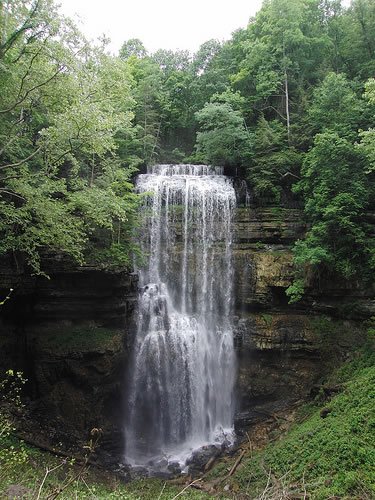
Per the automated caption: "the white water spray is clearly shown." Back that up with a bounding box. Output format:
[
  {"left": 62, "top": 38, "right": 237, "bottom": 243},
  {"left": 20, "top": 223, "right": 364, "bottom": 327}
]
[{"left": 125, "top": 164, "right": 236, "bottom": 468}]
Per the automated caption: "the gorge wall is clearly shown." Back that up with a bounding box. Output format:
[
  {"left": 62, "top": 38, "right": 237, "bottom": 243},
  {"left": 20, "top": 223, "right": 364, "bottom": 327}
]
[
  {"left": 231, "top": 208, "right": 372, "bottom": 430},
  {"left": 0, "top": 254, "right": 138, "bottom": 461},
  {"left": 0, "top": 206, "right": 373, "bottom": 462}
]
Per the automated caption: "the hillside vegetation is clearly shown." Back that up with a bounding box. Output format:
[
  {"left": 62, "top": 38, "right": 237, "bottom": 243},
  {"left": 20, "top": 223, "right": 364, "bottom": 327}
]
[
  {"left": 205, "top": 336, "right": 375, "bottom": 498},
  {"left": 0, "top": 0, "right": 374, "bottom": 294},
  {"left": 0, "top": 335, "right": 374, "bottom": 498}
]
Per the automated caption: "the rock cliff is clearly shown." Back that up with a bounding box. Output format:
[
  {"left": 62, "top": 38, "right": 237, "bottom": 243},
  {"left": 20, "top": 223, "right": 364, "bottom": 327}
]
[
  {"left": 232, "top": 207, "right": 371, "bottom": 430},
  {"left": 0, "top": 254, "right": 137, "bottom": 461},
  {"left": 0, "top": 207, "right": 372, "bottom": 463}
]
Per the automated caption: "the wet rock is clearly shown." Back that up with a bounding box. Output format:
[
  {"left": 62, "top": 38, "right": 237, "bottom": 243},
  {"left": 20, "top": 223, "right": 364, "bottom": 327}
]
[
  {"left": 167, "top": 461, "right": 182, "bottom": 475},
  {"left": 147, "top": 457, "right": 168, "bottom": 469},
  {"left": 129, "top": 466, "right": 149, "bottom": 479},
  {"left": 187, "top": 445, "right": 221, "bottom": 475}
]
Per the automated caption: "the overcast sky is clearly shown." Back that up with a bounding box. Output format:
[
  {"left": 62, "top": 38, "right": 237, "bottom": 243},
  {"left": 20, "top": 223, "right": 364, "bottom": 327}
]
[{"left": 58, "top": 0, "right": 264, "bottom": 55}]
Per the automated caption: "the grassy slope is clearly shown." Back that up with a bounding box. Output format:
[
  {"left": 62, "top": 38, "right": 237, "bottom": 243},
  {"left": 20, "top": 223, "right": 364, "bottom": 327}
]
[
  {"left": 208, "top": 337, "right": 375, "bottom": 499},
  {"left": 0, "top": 445, "right": 208, "bottom": 499},
  {"left": 1, "top": 336, "right": 374, "bottom": 499}
]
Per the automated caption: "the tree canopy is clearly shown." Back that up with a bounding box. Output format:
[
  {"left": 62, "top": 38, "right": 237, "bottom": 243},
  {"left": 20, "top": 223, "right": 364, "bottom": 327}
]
[{"left": 0, "top": 0, "right": 374, "bottom": 291}]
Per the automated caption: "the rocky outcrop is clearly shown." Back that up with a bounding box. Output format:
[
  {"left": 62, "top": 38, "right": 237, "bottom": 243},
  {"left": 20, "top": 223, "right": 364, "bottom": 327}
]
[
  {"left": 0, "top": 253, "right": 137, "bottom": 326},
  {"left": 233, "top": 311, "right": 367, "bottom": 427},
  {"left": 231, "top": 207, "right": 372, "bottom": 430},
  {"left": 0, "top": 205, "right": 373, "bottom": 466},
  {"left": 234, "top": 207, "right": 305, "bottom": 244},
  {"left": 232, "top": 207, "right": 375, "bottom": 317},
  {"left": 0, "top": 253, "right": 137, "bottom": 459}
]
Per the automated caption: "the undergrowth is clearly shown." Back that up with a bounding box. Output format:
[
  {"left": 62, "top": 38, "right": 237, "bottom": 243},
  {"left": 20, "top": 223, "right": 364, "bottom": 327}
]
[
  {"left": 0, "top": 445, "right": 207, "bottom": 499},
  {"left": 1, "top": 332, "right": 374, "bottom": 498},
  {"left": 209, "top": 337, "right": 375, "bottom": 499}
]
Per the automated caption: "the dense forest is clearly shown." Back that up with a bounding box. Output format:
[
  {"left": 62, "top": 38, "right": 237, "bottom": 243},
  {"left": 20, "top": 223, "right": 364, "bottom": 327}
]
[{"left": 0, "top": 0, "right": 374, "bottom": 298}]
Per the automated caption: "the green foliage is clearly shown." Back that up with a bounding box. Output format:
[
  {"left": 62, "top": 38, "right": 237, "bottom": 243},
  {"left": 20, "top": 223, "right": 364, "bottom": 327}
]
[
  {"left": 119, "top": 38, "right": 147, "bottom": 60},
  {"left": 260, "top": 313, "right": 273, "bottom": 326},
  {"left": 209, "top": 344, "right": 375, "bottom": 499},
  {"left": 1, "top": 0, "right": 374, "bottom": 290},
  {"left": 264, "top": 370, "right": 375, "bottom": 497},
  {"left": 195, "top": 99, "right": 249, "bottom": 166},
  {"left": 292, "top": 131, "right": 374, "bottom": 287},
  {"left": 285, "top": 277, "right": 304, "bottom": 303},
  {"left": 0, "top": 0, "right": 140, "bottom": 273},
  {"left": 0, "top": 371, "right": 28, "bottom": 471},
  {"left": 308, "top": 72, "right": 364, "bottom": 139},
  {"left": 246, "top": 116, "right": 302, "bottom": 203},
  {"left": 357, "top": 78, "right": 375, "bottom": 175}
]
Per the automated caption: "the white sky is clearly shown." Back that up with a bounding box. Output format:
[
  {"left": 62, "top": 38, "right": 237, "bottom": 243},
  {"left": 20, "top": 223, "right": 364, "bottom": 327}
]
[{"left": 58, "top": 0, "right": 264, "bottom": 55}]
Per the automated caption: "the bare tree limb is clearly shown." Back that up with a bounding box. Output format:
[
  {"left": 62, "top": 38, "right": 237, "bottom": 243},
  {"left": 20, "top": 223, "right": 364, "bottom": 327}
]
[
  {"left": 0, "top": 146, "right": 41, "bottom": 170},
  {"left": 276, "top": 169, "right": 301, "bottom": 180},
  {"left": 171, "top": 479, "right": 202, "bottom": 500},
  {"left": 228, "top": 448, "right": 246, "bottom": 477},
  {"left": 0, "top": 0, "right": 41, "bottom": 59},
  {"left": 0, "top": 65, "right": 65, "bottom": 115},
  {"left": 36, "top": 462, "right": 65, "bottom": 500},
  {"left": 0, "top": 173, "right": 22, "bottom": 183},
  {"left": 0, "top": 189, "right": 25, "bottom": 201}
]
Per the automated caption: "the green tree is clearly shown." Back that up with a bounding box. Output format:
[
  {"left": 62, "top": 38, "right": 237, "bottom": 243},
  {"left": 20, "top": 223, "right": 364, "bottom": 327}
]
[
  {"left": 194, "top": 95, "right": 249, "bottom": 166},
  {"left": 236, "top": 0, "right": 330, "bottom": 143},
  {"left": 0, "top": 0, "right": 140, "bottom": 273},
  {"left": 247, "top": 116, "right": 302, "bottom": 204},
  {"left": 119, "top": 38, "right": 147, "bottom": 60},
  {"left": 308, "top": 72, "right": 364, "bottom": 139},
  {"left": 339, "top": 0, "right": 375, "bottom": 79},
  {"left": 357, "top": 78, "right": 375, "bottom": 177},
  {"left": 287, "top": 132, "right": 374, "bottom": 301}
]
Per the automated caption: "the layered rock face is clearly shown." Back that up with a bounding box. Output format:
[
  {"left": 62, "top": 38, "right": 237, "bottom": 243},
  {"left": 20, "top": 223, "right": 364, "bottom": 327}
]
[
  {"left": 231, "top": 207, "right": 371, "bottom": 428},
  {"left": 233, "top": 208, "right": 375, "bottom": 317},
  {"left": 0, "top": 254, "right": 137, "bottom": 458},
  {"left": 0, "top": 205, "right": 372, "bottom": 461}
]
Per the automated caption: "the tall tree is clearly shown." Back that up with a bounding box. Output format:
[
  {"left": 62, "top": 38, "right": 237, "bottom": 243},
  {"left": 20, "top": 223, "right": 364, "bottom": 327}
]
[
  {"left": 119, "top": 38, "right": 147, "bottom": 60},
  {"left": 0, "top": 0, "right": 139, "bottom": 272}
]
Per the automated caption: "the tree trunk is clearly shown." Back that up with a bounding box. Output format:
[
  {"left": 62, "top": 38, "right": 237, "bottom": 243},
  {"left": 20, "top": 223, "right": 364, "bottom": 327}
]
[{"left": 283, "top": 41, "right": 291, "bottom": 145}]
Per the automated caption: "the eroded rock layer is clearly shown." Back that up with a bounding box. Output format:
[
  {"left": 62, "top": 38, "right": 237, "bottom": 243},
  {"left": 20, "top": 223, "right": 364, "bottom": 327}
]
[{"left": 0, "top": 205, "right": 372, "bottom": 464}]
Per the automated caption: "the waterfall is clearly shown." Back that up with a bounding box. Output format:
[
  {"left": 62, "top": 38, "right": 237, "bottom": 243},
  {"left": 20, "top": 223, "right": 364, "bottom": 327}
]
[{"left": 125, "top": 164, "right": 237, "bottom": 468}]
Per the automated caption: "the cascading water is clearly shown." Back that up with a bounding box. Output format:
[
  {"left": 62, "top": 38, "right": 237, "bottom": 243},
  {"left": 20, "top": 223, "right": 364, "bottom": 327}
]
[{"left": 125, "top": 164, "right": 237, "bottom": 469}]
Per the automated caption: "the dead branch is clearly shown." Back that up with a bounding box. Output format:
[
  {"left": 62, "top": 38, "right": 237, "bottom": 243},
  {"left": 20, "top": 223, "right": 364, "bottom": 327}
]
[
  {"left": 228, "top": 448, "right": 246, "bottom": 477},
  {"left": 44, "top": 428, "right": 102, "bottom": 500},
  {"left": 0, "top": 146, "right": 41, "bottom": 170},
  {"left": 36, "top": 461, "right": 65, "bottom": 500},
  {"left": 0, "top": 189, "right": 25, "bottom": 201},
  {"left": 157, "top": 481, "right": 167, "bottom": 500},
  {"left": 171, "top": 478, "right": 202, "bottom": 500},
  {"left": 276, "top": 169, "right": 301, "bottom": 180},
  {"left": 204, "top": 454, "right": 219, "bottom": 472},
  {"left": 15, "top": 432, "right": 100, "bottom": 467}
]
